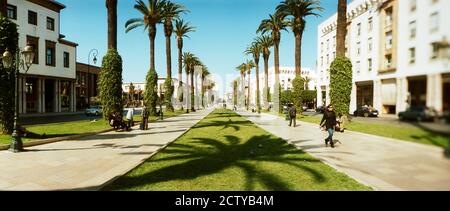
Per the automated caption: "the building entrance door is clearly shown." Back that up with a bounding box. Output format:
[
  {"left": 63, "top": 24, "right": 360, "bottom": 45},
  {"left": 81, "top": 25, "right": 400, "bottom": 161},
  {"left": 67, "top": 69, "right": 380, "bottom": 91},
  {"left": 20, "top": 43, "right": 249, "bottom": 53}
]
[
  {"left": 408, "top": 77, "right": 427, "bottom": 107},
  {"left": 45, "top": 79, "right": 55, "bottom": 112},
  {"left": 356, "top": 82, "right": 374, "bottom": 108}
]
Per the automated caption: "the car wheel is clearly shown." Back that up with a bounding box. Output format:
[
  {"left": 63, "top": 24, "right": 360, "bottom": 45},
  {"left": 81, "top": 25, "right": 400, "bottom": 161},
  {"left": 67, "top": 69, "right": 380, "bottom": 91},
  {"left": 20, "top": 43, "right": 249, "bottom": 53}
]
[
  {"left": 353, "top": 111, "right": 358, "bottom": 117},
  {"left": 364, "top": 113, "right": 369, "bottom": 118}
]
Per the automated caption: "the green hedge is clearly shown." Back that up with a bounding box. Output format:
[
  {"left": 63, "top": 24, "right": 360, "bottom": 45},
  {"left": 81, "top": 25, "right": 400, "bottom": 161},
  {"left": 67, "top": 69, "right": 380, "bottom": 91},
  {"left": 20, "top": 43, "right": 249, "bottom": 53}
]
[
  {"left": 99, "top": 49, "right": 123, "bottom": 120},
  {"left": 292, "top": 77, "right": 305, "bottom": 113},
  {"left": 0, "top": 16, "right": 18, "bottom": 134},
  {"left": 164, "top": 78, "right": 174, "bottom": 112},
  {"left": 144, "top": 68, "right": 158, "bottom": 116},
  {"left": 330, "top": 57, "right": 353, "bottom": 116}
]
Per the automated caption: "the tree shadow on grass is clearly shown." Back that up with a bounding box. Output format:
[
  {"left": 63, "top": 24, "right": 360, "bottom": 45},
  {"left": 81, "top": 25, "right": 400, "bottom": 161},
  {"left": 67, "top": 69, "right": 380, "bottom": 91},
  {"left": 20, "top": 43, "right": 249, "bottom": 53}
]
[{"left": 104, "top": 134, "right": 326, "bottom": 191}]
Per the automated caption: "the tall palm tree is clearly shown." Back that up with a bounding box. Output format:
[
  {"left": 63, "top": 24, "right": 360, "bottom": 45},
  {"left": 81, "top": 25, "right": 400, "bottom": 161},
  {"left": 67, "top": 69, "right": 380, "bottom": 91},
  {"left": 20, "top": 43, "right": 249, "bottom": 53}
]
[
  {"left": 336, "top": 0, "right": 347, "bottom": 57},
  {"left": 106, "top": 0, "right": 118, "bottom": 49},
  {"left": 244, "top": 60, "right": 255, "bottom": 111},
  {"left": 125, "top": 0, "right": 166, "bottom": 70},
  {"left": 183, "top": 52, "right": 200, "bottom": 112},
  {"left": 162, "top": 1, "right": 187, "bottom": 112},
  {"left": 236, "top": 63, "right": 247, "bottom": 108},
  {"left": 256, "top": 35, "right": 274, "bottom": 109},
  {"left": 276, "top": 0, "right": 322, "bottom": 77},
  {"left": 183, "top": 52, "right": 195, "bottom": 112},
  {"left": 190, "top": 57, "right": 201, "bottom": 112},
  {"left": 257, "top": 13, "right": 288, "bottom": 113},
  {"left": 245, "top": 41, "right": 263, "bottom": 113},
  {"left": 200, "top": 66, "right": 210, "bottom": 108},
  {"left": 174, "top": 19, "right": 196, "bottom": 107}
]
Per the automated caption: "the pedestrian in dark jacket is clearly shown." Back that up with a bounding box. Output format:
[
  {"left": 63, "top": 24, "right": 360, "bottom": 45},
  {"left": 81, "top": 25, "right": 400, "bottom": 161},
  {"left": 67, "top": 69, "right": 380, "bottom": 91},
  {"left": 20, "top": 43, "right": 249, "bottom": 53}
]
[
  {"left": 141, "top": 105, "right": 149, "bottom": 130},
  {"left": 288, "top": 104, "right": 297, "bottom": 127},
  {"left": 320, "top": 105, "right": 337, "bottom": 148}
]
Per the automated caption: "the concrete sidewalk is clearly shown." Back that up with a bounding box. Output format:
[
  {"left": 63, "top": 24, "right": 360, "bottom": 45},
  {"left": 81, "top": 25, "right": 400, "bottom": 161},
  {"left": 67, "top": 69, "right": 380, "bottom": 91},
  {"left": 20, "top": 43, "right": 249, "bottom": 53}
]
[
  {"left": 0, "top": 109, "right": 213, "bottom": 191},
  {"left": 237, "top": 110, "right": 450, "bottom": 191}
]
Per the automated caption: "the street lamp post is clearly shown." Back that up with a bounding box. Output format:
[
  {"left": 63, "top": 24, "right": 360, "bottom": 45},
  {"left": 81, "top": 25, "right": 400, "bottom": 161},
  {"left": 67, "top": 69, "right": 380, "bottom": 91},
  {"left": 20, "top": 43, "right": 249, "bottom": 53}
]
[
  {"left": 87, "top": 49, "right": 98, "bottom": 107},
  {"left": 0, "top": 44, "right": 36, "bottom": 153}
]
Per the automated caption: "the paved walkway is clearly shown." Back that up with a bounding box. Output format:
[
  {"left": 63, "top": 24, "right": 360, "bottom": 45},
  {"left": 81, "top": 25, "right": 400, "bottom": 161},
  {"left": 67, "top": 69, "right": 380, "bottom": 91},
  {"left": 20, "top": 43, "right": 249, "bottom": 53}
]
[
  {"left": 0, "top": 109, "right": 213, "bottom": 191},
  {"left": 237, "top": 110, "right": 450, "bottom": 191}
]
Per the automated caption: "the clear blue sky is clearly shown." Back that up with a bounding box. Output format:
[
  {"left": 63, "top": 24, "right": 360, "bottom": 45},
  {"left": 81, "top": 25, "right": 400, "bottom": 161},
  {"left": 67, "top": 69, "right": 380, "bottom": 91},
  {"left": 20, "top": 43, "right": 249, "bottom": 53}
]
[{"left": 58, "top": 0, "right": 337, "bottom": 84}]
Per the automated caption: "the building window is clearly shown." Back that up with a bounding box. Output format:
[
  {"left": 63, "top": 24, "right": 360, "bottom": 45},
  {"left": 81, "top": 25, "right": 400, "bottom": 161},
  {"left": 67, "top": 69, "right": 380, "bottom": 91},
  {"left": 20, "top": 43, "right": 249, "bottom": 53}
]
[
  {"left": 368, "top": 58, "right": 373, "bottom": 71},
  {"left": 409, "top": 48, "right": 416, "bottom": 64},
  {"left": 333, "top": 52, "right": 336, "bottom": 59},
  {"left": 357, "top": 23, "right": 361, "bottom": 36},
  {"left": 26, "top": 36, "right": 39, "bottom": 64},
  {"left": 320, "top": 56, "right": 323, "bottom": 67},
  {"left": 7, "top": 5, "right": 17, "bottom": 20},
  {"left": 368, "top": 17, "right": 373, "bottom": 32},
  {"left": 64, "top": 52, "right": 70, "bottom": 68},
  {"left": 386, "top": 32, "right": 393, "bottom": 50},
  {"left": 385, "top": 54, "right": 392, "bottom": 69},
  {"left": 409, "top": 21, "right": 416, "bottom": 39},
  {"left": 321, "top": 42, "right": 323, "bottom": 53},
  {"left": 356, "top": 61, "right": 361, "bottom": 73},
  {"left": 28, "top": 10, "right": 37, "bottom": 25},
  {"left": 326, "top": 54, "right": 329, "bottom": 64},
  {"left": 431, "top": 43, "right": 439, "bottom": 59},
  {"left": 430, "top": 12, "right": 439, "bottom": 33},
  {"left": 45, "top": 41, "right": 56, "bottom": 66},
  {"left": 368, "top": 38, "right": 373, "bottom": 52},
  {"left": 47, "top": 17, "right": 55, "bottom": 31},
  {"left": 385, "top": 7, "right": 393, "bottom": 28},
  {"left": 333, "top": 36, "right": 336, "bottom": 47},
  {"left": 357, "top": 42, "right": 361, "bottom": 56},
  {"left": 327, "top": 39, "right": 330, "bottom": 50},
  {"left": 410, "top": 0, "right": 417, "bottom": 12}
]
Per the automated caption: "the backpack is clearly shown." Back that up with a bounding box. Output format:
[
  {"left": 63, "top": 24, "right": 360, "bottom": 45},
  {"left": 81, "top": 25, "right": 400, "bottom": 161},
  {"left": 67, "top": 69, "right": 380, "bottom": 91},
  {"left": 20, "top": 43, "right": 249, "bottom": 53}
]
[{"left": 289, "top": 107, "right": 296, "bottom": 117}]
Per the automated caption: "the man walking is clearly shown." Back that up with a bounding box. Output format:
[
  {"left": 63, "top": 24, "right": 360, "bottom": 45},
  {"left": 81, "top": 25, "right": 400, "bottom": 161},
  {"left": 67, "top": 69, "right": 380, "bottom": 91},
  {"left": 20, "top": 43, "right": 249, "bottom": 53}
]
[
  {"left": 288, "top": 103, "right": 297, "bottom": 127},
  {"left": 320, "top": 105, "right": 337, "bottom": 148},
  {"left": 126, "top": 108, "right": 134, "bottom": 130},
  {"left": 141, "top": 105, "right": 149, "bottom": 130}
]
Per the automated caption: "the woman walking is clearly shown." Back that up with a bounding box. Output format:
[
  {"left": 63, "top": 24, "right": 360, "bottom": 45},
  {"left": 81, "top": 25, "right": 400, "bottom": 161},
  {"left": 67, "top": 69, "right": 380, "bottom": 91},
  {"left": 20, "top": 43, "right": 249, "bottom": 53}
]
[{"left": 320, "top": 105, "right": 337, "bottom": 148}]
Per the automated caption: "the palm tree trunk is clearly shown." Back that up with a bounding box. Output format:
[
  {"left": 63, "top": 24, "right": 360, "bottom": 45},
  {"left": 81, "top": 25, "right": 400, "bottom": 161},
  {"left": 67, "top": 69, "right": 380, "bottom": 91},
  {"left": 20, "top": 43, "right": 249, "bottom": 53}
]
[
  {"left": 274, "top": 39, "right": 281, "bottom": 113},
  {"left": 185, "top": 70, "right": 189, "bottom": 112},
  {"left": 201, "top": 77, "right": 204, "bottom": 108},
  {"left": 336, "top": 0, "right": 347, "bottom": 57},
  {"left": 149, "top": 25, "right": 157, "bottom": 70},
  {"left": 177, "top": 39, "right": 183, "bottom": 88},
  {"left": 106, "top": 0, "right": 117, "bottom": 50},
  {"left": 164, "top": 34, "right": 174, "bottom": 112},
  {"left": 264, "top": 54, "right": 269, "bottom": 109},
  {"left": 247, "top": 70, "right": 251, "bottom": 111},
  {"left": 295, "top": 31, "right": 303, "bottom": 77},
  {"left": 255, "top": 58, "right": 261, "bottom": 113},
  {"left": 190, "top": 70, "right": 195, "bottom": 112}
]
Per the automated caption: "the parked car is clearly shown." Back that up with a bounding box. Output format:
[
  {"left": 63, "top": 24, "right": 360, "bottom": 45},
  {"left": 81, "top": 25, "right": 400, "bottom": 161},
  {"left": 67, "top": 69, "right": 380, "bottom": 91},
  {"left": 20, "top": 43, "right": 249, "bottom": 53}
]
[
  {"left": 353, "top": 106, "right": 379, "bottom": 118},
  {"left": 316, "top": 106, "right": 325, "bottom": 113},
  {"left": 85, "top": 106, "right": 102, "bottom": 116},
  {"left": 398, "top": 106, "right": 437, "bottom": 122}
]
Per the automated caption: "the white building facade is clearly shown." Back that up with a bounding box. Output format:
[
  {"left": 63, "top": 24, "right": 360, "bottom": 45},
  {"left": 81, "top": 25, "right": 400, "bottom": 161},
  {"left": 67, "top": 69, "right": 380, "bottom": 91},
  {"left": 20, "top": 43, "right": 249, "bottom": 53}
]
[
  {"left": 6, "top": 0, "right": 78, "bottom": 114},
  {"left": 247, "top": 66, "right": 317, "bottom": 107},
  {"left": 317, "top": 0, "right": 450, "bottom": 116}
]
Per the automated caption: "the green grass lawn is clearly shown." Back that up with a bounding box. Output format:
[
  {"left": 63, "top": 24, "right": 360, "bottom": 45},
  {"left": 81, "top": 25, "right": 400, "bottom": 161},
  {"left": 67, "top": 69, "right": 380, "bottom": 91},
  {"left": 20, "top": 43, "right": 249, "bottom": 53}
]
[
  {"left": 297, "top": 115, "right": 449, "bottom": 149},
  {"left": 0, "top": 109, "right": 187, "bottom": 146},
  {"left": 105, "top": 109, "right": 371, "bottom": 191}
]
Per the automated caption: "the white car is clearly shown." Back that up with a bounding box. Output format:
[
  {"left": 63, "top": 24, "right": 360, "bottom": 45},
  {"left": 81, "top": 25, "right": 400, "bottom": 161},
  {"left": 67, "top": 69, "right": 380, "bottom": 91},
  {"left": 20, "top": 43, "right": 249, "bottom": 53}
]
[{"left": 85, "top": 106, "right": 102, "bottom": 116}]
